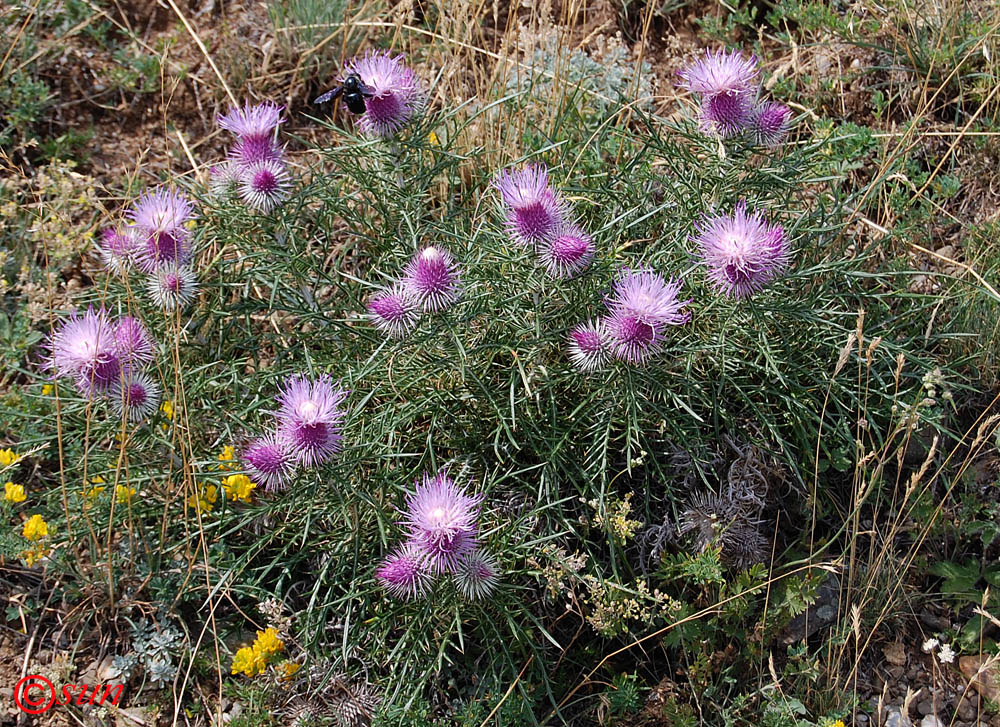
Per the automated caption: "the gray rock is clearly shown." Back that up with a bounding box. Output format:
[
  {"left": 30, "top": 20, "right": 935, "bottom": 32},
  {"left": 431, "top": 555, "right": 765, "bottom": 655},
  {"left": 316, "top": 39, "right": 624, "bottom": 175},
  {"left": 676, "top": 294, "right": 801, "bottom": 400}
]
[
  {"left": 885, "top": 706, "right": 913, "bottom": 727},
  {"left": 919, "top": 717, "right": 943, "bottom": 727},
  {"left": 916, "top": 701, "right": 934, "bottom": 716}
]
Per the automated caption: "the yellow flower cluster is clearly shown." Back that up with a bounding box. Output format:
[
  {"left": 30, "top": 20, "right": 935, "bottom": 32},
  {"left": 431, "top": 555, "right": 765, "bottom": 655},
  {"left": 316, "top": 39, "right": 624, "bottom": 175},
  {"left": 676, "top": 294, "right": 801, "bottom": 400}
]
[
  {"left": 5, "top": 482, "right": 26, "bottom": 503},
  {"left": 21, "top": 514, "right": 52, "bottom": 566},
  {"left": 116, "top": 485, "right": 136, "bottom": 504},
  {"left": 22, "top": 514, "right": 48, "bottom": 540},
  {"left": 188, "top": 484, "right": 219, "bottom": 514},
  {"left": 86, "top": 475, "right": 107, "bottom": 499},
  {"left": 231, "top": 628, "right": 285, "bottom": 677},
  {"left": 217, "top": 445, "right": 238, "bottom": 471},
  {"left": 0, "top": 448, "right": 23, "bottom": 467},
  {"left": 222, "top": 474, "right": 256, "bottom": 503}
]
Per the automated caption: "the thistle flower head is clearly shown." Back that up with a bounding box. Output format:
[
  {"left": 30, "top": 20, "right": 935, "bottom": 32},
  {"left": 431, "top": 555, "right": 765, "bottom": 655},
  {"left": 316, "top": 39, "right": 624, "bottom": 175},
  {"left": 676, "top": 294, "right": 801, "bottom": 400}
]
[
  {"left": 239, "top": 160, "right": 291, "bottom": 213},
  {"left": 113, "top": 316, "right": 155, "bottom": 366},
  {"left": 679, "top": 49, "right": 759, "bottom": 137},
  {"left": 605, "top": 311, "right": 664, "bottom": 364},
  {"left": 749, "top": 102, "right": 792, "bottom": 148},
  {"left": 493, "top": 164, "right": 567, "bottom": 248},
  {"left": 344, "top": 51, "right": 426, "bottom": 138},
  {"left": 111, "top": 371, "right": 161, "bottom": 422},
  {"left": 147, "top": 262, "right": 198, "bottom": 310},
  {"left": 129, "top": 187, "right": 194, "bottom": 272},
  {"left": 209, "top": 162, "right": 244, "bottom": 199},
  {"left": 542, "top": 225, "right": 595, "bottom": 278},
  {"left": 368, "top": 285, "right": 419, "bottom": 339},
  {"left": 694, "top": 202, "right": 789, "bottom": 298},
  {"left": 376, "top": 543, "right": 433, "bottom": 599},
  {"left": 48, "top": 307, "right": 121, "bottom": 395},
  {"left": 402, "top": 246, "right": 461, "bottom": 313},
  {"left": 607, "top": 269, "right": 691, "bottom": 327},
  {"left": 243, "top": 433, "right": 296, "bottom": 492},
  {"left": 230, "top": 137, "right": 285, "bottom": 166},
  {"left": 401, "top": 471, "right": 482, "bottom": 574},
  {"left": 568, "top": 319, "right": 611, "bottom": 372},
  {"left": 99, "top": 227, "right": 134, "bottom": 273},
  {"left": 455, "top": 549, "right": 499, "bottom": 599},
  {"left": 130, "top": 187, "right": 195, "bottom": 234},
  {"left": 218, "top": 101, "right": 284, "bottom": 141},
  {"left": 275, "top": 374, "right": 348, "bottom": 467}
]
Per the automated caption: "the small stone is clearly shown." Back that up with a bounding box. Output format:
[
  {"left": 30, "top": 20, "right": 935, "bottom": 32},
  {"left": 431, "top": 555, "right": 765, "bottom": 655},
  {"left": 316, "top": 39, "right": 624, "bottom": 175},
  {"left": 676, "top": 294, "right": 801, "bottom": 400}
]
[
  {"left": 919, "top": 610, "right": 950, "bottom": 631},
  {"left": 959, "top": 656, "right": 999, "bottom": 702},
  {"left": 884, "top": 642, "right": 908, "bottom": 666},
  {"left": 955, "top": 694, "right": 980, "bottom": 721},
  {"left": 919, "top": 717, "right": 943, "bottom": 727},
  {"left": 885, "top": 706, "right": 913, "bottom": 727},
  {"left": 888, "top": 665, "right": 906, "bottom": 681},
  {"left": 916, "top": 700, "right": 934, "bottom": 716}
]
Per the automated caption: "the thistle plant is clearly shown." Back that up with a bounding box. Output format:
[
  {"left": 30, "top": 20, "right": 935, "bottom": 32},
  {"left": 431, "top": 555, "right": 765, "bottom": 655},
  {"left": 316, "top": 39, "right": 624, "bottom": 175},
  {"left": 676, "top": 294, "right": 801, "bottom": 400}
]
[{"left": 14, "top": 35, "right": 973, "bottom": 723}]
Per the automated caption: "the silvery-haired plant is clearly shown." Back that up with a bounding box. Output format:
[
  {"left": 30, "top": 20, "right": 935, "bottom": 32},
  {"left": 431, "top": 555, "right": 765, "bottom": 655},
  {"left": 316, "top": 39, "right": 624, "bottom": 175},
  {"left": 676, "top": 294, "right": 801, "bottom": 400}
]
[{"left": 30, "top": 46, "right": 965, "bottom": 721}]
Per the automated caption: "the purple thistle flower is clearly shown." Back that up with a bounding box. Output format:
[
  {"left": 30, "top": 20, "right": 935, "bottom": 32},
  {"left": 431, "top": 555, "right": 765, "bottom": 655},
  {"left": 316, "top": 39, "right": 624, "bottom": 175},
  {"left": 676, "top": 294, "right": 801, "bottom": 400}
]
[
  {"left": 368, "top": 285, "right": 419, "bottom": 339},
  {"left": 377, "top": 543, "right": 433, "bottom": 600},
  {"left": 238, "top": 160, "right": 291, "bottom": 213},
  {"left": 401, "top": 471, "right": 482, "bottom": 575},
  {"left": 218, "top": 101, "right": 284, "bottom": 141},
  {"left": 111, "top": 371, "right": 161, "bottom": 422},
  {"left": 678, "top": 49, "right": 759, "bottom": 138},
  {"left": 607, "top": 269, "right": 691, "bottom": 328},
  {"left": 113, "top": 316, "right": 155, "bottom": 367},
  {"left": 605, "top": 311, "right": 664, "bottom": 364},
  {"left": 48, "top": 307, "right": 121, "bottom": 395},
  {"left": 749, "top": 101, "right": 792, "bottom": 148},
  {"left": 541, "top": 225, "right": 595, "bottom": 278},
  {"left": 230, "top": 136, "right": 285, "bottom": 166},
  {"left": 344, "top": 51, "right": 426, "bottom": 138},
  {"left": 694, "top": 202, "right": 790, "bottom": 298},
  {"left": 99, "top": 227, "right": 134, "bottom": 273},
  {"left": 129, "top": 188, "right": 194, "bottom": 272},
  {"left": 493, "top": 164, "right": 568, "bottom": 249},
  {"left": 147, "top": 262, "right": 198, "bottom": 310},
  {"left": 455, "top": 549, "right": 499, "bottom": 600},
  {"left": 603, "top": 270, "right": 690, "bottom": 365},
  {"left": 402, "top": 246, "right": 461, "bottom": 312},
  {"left": 243, "top": 433, "right": 296, "bottom": 492},
  {"left": 568, "top": 319, "right": 611, "bottom": 372},
  {"left": 275, "top": 374, "right": 348, "bottom": 467}
]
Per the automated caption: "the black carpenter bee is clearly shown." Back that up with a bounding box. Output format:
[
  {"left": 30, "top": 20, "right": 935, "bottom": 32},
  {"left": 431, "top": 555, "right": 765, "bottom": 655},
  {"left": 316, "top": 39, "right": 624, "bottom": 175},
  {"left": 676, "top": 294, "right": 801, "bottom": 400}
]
[{"left": 314, "top": 74, "right": 375, "bottom": 114}]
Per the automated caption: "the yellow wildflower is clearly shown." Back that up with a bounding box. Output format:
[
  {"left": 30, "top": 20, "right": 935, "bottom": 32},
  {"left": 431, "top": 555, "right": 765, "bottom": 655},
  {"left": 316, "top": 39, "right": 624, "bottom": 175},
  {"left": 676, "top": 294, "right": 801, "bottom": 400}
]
[
  {"left": 428, "top": 131, "right": 441, "bottom": 146},
  {"left": 22, "top": 514, "right": 49, "bottom": 541},
  {"left": 279, "top": 661, "right": 301, "bottom": 681},
  {"left": 41, "top": 384, "right": 53, "bottom": 395},
  {"left": 115, "top": 485, "right": 136, "bottom": 504},
  {"left": 0, "top": 448, "right": 22, "bottom": 467},
  {"left": 231, "top": 646, "right": 263, "bottom": 677},
  {"left": 222, "top": 474, "right": 256, "bottom": 503},
  {"left": 254, "top": 627, "right": 284, "bottom": 656},
  {"left": 22, "top": 546, "right": 50, "bottom": 566},
  {"left": 5, "top": 482, "right": 26, "bottom": 503},
  {"left": 217, "top": 445, "right": 237, "bottom": 471},
  {"left": 160, "top": 400, "right": 174, "bottom": 431},
  {"left": 188, "top": 484, "right": 218, "bottom": 513}
]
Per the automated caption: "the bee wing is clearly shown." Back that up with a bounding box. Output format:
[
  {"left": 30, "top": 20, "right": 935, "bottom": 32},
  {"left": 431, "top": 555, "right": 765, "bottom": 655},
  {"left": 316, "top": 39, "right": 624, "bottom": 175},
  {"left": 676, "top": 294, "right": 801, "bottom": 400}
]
[
  {"left": 314, "top": 86, "right": 344, "bottom": 104},
  {"left": 359, "top": 83, "right": 376, "bottom": 98}
]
